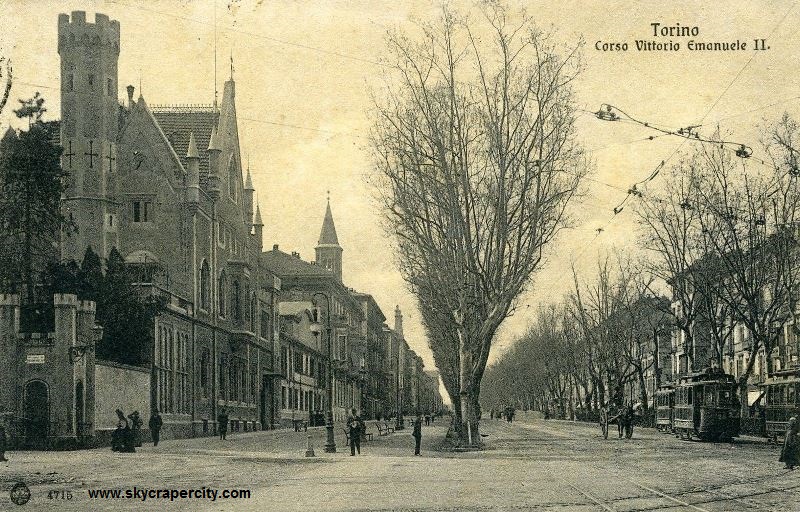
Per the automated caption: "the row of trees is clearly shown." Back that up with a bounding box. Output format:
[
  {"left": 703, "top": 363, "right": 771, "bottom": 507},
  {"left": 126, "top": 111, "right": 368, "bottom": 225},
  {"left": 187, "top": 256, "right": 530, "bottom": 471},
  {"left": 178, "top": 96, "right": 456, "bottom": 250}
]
[
  {"left": 483, "top": 114, "right": 800, "bottom": 415},
  {"left": 482, "top": 258, "right": 667, "bottom": 418}
]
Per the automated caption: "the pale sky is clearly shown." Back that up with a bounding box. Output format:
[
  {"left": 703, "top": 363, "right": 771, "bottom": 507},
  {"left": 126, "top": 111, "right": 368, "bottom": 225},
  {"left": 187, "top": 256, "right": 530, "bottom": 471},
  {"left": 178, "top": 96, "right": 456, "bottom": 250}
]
[{"left": 1, "top": 0, "right": 798, "bottom": 372}]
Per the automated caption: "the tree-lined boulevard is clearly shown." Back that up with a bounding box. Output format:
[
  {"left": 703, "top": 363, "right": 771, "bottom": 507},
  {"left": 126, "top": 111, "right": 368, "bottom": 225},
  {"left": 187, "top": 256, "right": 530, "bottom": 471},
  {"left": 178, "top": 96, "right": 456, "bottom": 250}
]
[{"left": 1, "top": 415, "right": 798, "bottom": 511}]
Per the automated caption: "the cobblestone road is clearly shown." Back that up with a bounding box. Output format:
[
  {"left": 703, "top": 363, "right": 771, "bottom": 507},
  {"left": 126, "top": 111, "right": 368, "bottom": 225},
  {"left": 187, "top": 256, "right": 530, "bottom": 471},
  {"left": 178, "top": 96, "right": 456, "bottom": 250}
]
[{"left": 0, "top": 414, "right": 798, "bottom": 511}]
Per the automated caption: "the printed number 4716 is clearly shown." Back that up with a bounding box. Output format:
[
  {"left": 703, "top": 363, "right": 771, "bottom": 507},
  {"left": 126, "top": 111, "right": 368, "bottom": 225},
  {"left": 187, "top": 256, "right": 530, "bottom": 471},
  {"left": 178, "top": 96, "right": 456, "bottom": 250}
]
[{"left": 48, "top": 490, "right": 73, "bottom": 500}]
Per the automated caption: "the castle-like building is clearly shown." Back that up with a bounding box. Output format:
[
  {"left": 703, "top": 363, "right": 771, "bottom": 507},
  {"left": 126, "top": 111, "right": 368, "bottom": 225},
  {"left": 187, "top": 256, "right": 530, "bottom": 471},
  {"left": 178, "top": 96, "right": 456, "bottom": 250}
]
[{"left": 0, "top": 11, "right": 440, "bottom": 447}]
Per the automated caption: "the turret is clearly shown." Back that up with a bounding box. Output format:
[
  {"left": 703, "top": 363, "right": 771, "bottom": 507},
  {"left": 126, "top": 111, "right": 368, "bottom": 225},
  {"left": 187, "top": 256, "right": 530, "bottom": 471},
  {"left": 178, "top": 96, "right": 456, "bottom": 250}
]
[
  {"left": 207, "top": 125, "right": 221, "bottom": 199},
  {"left": 186, "top": 132, "right": 200, "bottom": 212},
  {"left": 244, "top": 165, "right": 254, "bottom": 231},
  {"left": 253, "top": 201, "right": 264, "bottom": 252}
]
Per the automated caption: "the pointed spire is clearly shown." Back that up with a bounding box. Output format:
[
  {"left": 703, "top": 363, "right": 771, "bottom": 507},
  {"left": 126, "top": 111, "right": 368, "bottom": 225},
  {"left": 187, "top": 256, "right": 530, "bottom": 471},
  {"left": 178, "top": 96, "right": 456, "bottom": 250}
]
[
  {"left": 254, "top": 201, "right": 264, "bottom": 227},
  {"left": 245, "top": 165, "right": 254, "bottom": 190},
  {"left": 207, "top": 124, "right": 221, "bottom": 152},
  {"left": 186, "top": 132, "right": 199, "bottom": 159},
  {"left": 317, "top": 197, "right": 340, "bottom": 246}
]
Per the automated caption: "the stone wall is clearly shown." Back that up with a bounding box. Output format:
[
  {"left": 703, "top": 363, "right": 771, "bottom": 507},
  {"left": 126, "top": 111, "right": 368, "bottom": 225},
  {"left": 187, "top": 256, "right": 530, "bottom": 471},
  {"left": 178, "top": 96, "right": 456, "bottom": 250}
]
[{"left": 94, "top": 360, "right": 149, "bottom": 431}]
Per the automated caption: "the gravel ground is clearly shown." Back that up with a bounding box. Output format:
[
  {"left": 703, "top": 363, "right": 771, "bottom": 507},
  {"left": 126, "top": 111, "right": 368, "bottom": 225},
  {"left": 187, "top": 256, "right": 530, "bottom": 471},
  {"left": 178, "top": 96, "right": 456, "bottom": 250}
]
[{"left": 0, "top": 414, "right": 797, "bottom": 511}]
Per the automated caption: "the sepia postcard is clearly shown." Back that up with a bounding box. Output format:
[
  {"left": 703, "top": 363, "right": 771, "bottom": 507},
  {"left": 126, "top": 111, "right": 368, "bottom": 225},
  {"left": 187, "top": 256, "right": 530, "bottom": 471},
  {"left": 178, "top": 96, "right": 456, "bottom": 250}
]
[{"left": 0, "top": 1, "right": 799, "bottom": 510}]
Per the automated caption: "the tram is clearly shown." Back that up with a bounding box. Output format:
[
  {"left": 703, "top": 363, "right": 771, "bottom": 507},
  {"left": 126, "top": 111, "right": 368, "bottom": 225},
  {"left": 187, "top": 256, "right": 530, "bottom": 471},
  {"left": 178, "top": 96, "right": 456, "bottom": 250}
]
[
  {"left": 759, "top": 367, "right": 800, "bottom": 442},
  {"left": 655, "top": 384, "right": 675, "bottom": 432},
  {"left": 673, "top": 367, "right": 740, "bottom": 441}
]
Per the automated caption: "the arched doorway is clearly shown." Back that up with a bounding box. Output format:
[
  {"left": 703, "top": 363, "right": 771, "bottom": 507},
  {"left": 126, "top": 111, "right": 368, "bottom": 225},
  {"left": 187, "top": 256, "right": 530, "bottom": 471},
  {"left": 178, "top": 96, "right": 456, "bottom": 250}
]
[
  {"left": 24, "top": 381, "right": 49, "bottom": 447},
  {"left": 75, "top": 381, "right": 84, "bottom": 439}
]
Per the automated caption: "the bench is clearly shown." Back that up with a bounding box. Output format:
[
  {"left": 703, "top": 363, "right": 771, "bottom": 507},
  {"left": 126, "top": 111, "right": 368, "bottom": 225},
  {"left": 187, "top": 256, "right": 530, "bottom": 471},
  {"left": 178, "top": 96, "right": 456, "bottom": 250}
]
[{"left": 376, "top": 422, "right": 395, "bottom": 436}]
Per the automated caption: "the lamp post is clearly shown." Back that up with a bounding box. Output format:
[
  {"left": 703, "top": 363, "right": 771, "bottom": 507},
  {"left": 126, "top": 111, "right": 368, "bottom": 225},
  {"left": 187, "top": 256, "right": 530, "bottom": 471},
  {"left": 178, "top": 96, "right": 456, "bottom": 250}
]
[
  {"left": 358, "top": 357, "right": 366, "bottom": 418},
  {"left": 310, "top": 293, "right": 336, "bottom": 453}
]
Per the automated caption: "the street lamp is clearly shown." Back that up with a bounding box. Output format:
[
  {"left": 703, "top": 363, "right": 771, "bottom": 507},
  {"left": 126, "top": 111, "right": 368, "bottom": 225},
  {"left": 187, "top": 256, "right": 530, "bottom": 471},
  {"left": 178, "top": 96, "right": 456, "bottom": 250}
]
[
  {"left": 358, "top": 357, "right": 366, "bottom": 418},
  {"left": 310, "top": 293, "right": 336, "bottom": 453}
]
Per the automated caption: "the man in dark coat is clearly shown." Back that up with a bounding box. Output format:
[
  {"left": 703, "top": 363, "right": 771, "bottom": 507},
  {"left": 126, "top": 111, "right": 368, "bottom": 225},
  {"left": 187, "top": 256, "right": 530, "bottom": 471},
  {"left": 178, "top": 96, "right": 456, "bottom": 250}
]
[
  {"left": 780, "top": 414, "right": 800, "bottom": 470},
  {"left": 217, "top": 409, "right": 229, "bottom": 440},
  {"left": 128, "top": 411, "right": 143, "bottom": 447},
  {"left": 347, "top": 409, "right": 362, "bottom": 456},
  {"left": 148, "top": 410, "right": 163, "bottom": 447},
  {"left": 412, "top": 415, "right": 422, "bottom": 455}
]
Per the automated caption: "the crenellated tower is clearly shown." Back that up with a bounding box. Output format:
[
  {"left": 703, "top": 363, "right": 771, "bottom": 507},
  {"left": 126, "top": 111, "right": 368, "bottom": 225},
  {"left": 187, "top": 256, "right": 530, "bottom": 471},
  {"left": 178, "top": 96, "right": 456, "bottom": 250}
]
[{"left": 58, "top": 11, "right": 120, "bottom": 261}]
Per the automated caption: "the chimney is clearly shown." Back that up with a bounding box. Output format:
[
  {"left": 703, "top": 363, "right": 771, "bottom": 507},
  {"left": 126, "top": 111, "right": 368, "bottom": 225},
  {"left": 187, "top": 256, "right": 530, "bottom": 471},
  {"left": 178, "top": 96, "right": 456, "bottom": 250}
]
[
  {"left": 126, "top": 85, "right": 135, "bottom": 107},
  {"left": 272, "top": 244, "right": 279, "bottom": 251}
]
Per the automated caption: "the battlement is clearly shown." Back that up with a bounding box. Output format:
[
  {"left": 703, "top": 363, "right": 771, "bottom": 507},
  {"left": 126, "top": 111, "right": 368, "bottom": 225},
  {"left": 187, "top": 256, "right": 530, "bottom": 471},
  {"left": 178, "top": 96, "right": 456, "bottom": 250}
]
[{"left": 58, "top": 11, "right": 120, "bottom": 54}]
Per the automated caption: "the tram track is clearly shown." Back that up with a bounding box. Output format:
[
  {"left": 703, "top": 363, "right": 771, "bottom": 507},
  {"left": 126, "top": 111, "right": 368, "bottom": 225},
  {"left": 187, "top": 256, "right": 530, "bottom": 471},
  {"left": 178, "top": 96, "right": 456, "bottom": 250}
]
[{"left": 565, "top": 461, "right": 797, "bottom": 511}]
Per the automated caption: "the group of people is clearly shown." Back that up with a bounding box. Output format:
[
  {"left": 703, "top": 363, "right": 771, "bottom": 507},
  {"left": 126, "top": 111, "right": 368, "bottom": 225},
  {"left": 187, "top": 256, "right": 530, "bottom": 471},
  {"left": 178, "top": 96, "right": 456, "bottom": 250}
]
[
  {"left": 489, "top": 407, "right": 515, "bottom": 422},
  {"left": 111, "top": 409, "right": 163, "bottom": 453},
  {"left": 616, "top": 403, "right": 635, "bottom": 439},
  {"left": 346, "top": 409, "right": 425, "bottom": 456}
]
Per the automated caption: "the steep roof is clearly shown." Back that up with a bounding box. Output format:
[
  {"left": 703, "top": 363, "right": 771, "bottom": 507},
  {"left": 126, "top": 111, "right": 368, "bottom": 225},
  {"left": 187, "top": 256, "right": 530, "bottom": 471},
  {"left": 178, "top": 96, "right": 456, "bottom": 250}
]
[
  {"left": 318, "top": 200, "right": 340, "bottom": 246},
  {"left": 261, "top": 248, "right": 333, "bottom": 278},
  {"left": 150, "top": 106, "right": 218, "bottom": 183}
]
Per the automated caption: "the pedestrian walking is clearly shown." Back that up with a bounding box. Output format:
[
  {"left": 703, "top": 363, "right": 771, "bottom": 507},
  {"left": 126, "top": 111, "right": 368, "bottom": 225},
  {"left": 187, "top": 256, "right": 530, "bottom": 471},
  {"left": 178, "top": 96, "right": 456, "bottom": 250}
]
[
  {"left": 217, "top": 408, "right": 229, "bottom": 440},
  {"left": 780, "top": 413, "right": 800, "bottom": 470},
  {"left": 424, "top": 414, "right": 431, "bottom": 426},
  {"left": 128, "top": 411, "right": 143, "bottom": 448},
  {"left": 148, "top": 409, "right": 163, "bottom": 447},
  {"left": 347, "top": 409, "right": 362, "bottom": 456},
  {"left": 412, "top": 415, "right": 422, "bottom": 455},
  {"left": 112, "top": 409, "right": 135, "bottom": 453}
]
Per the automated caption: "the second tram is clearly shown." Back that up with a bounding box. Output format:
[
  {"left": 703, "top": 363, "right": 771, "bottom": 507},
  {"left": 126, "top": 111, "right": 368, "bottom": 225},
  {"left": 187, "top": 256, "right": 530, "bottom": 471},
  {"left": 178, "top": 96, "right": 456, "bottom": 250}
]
[{"left": 673, "top": 367, "right": 740, "bottom": 441}]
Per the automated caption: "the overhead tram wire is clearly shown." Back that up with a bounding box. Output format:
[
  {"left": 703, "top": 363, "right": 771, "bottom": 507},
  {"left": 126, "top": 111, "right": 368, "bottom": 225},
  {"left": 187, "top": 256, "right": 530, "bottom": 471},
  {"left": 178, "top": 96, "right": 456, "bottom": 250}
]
[{"left": 568, "top": 4, "right": 797, "bottom": 265}]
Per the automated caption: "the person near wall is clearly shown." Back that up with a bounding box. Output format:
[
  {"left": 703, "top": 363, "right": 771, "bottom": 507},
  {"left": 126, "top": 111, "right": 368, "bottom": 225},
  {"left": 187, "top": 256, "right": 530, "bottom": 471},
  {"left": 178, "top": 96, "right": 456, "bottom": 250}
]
[
  {"left": 149, "top": 409, "right": 163, "bottom": 447},
  {"left": 128, "top": 411, "right": 143, "bottom": 448}
]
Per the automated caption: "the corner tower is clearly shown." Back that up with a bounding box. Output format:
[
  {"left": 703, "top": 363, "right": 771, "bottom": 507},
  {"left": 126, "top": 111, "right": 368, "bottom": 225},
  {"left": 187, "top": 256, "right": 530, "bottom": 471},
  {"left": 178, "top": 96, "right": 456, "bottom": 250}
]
[
  {"left": 315, "top": 198, "right": 343, "bottom": 282},
  {"left": 58, "top": 11, "right": 120, "bottom": 261}
]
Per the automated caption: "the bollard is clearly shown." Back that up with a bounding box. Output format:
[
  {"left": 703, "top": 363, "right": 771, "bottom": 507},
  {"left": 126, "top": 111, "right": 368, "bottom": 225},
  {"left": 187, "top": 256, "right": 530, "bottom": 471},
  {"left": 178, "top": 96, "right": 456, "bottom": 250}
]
[{"left": 305, "top": 434, "right": 315, "bottom": 457}]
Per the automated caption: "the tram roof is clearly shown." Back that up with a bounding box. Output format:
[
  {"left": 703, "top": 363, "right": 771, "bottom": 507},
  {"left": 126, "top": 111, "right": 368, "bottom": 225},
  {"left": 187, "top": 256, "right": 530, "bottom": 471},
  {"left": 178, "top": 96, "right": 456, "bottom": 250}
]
[{"left": 677, "top": 367, "right": 736, "bottom": 386}]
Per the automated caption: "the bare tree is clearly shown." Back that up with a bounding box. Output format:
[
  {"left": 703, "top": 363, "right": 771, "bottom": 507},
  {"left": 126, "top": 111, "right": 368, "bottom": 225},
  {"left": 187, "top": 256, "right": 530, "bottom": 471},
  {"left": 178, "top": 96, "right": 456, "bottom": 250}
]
[
  {"left": 693, "top": 118, "right": 800, "bottom": 406},
  {"left": 370, "top": 3, "right": 587, "bottom": 444}
]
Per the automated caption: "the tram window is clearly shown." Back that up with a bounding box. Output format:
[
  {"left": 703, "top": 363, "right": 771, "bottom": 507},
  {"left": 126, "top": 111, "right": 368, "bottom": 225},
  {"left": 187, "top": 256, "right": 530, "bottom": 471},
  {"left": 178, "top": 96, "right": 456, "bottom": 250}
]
[
  {"left": 706, "top": 388, "right": 714, "bottom": 405},
  {"left": 687, "top": 388, "right": 693, "bottom": 405},
  {"left": 789, "top": 385, "right": 796, "bottom": 405}
]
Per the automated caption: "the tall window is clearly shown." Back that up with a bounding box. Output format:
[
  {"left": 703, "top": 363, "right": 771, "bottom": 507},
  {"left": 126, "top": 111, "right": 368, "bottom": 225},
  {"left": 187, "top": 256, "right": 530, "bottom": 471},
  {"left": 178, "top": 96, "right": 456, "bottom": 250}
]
[
  {"left": 199, "top": 260, "right": 210, "bottom": 310},
  {"left": 218, "top": 271, "right": 227, "bottom": 317},
  {"left": 199, "top": 348, "right": 210, "bottom": 398},
  {"left": 177, "top": 332, "right": 189, "bottom": 413},
  {"left": 220, "top": 353, "right": 229, "bottom": 399},
  {"left": 251, "top": 363, "right": 258, "bottom": 404},
  {"left": 232, "top": 280, "right": 241, "bottom": 320}
]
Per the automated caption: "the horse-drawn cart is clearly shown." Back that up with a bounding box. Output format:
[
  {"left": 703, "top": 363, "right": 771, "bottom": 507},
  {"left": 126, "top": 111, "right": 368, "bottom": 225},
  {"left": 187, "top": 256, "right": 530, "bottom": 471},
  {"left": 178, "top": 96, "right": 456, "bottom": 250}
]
[{"left": 599, "top": 404, "right": 633, "bottom": 439}]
